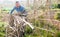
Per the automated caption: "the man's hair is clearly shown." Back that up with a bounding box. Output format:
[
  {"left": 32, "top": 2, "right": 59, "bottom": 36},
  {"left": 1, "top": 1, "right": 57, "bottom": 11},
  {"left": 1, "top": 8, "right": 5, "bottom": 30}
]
[{"left": 16, "top": 1, "right": 19, "bottom": 3}]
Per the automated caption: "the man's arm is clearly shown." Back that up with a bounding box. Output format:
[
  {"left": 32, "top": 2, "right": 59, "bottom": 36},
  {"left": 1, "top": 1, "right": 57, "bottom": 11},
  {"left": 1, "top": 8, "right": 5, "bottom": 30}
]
[
  {"left": 10, "top": 7, "right": 15, "bottom": 14},
  {"left": 20, "top": 6, "right": 25, "bottom": 13}
]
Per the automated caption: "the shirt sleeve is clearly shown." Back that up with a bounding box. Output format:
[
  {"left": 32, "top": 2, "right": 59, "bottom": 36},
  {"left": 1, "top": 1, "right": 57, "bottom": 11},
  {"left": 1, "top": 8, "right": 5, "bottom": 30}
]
[
  {"left": 10, "top": 7, "right": 15, "bottom": 14},
  {"left": 21, "top": 6, "right": 25, "bottom": 13}
]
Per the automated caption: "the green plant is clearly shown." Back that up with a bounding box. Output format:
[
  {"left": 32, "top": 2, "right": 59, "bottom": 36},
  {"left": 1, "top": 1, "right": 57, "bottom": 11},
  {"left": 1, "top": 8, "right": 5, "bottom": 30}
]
[
  {"left": 0, "top": 16, "right": 3, "bottom": 19},
  {"left": 52, "top": 4, "right": 58, "bottom": 9},
  {"left": 25, "top": 25, "right": 33, "bottom": 34},
  {"left": 0, "top": 25, "right": 5, "bottom": 37},
  {"left": 57, "top": 4, "right": 60, "bottom": 8},
  {"left": 55, "top": 13, "right": 60, "bottom": 21},
  {"left": 0, "top": 22, "right": 6, "bottom": 37},
  {"left": 56, "top": 31, "right": 60, "bottom": 37}
]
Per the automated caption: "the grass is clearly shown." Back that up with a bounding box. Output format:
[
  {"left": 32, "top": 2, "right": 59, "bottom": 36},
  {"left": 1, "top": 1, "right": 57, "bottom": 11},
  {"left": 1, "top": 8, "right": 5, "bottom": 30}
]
[
  {"left": 0, "top": 22, "right": 7, "bottom": 27},
  {"left": 0, "top": 9, "right": 60, "bottom": 37},
  {"left": 0, "top": 22, "right": 6, "bottom": 37}
]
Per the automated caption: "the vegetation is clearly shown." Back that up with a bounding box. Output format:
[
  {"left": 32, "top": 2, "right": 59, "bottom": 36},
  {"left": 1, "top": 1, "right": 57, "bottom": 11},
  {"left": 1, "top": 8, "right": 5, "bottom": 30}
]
[
  {"left": 0, "top": 22, "right": 6, "bottom": 37},
  {"left": 24, "top": 18, "right": 59, "bottom": 37},
  {"left": 0, "top": 0, "right": 60, "bottom": 37},
  {"left": 52, "top": 4, "right": 60, "bottom": 9},
  {"left": 54, "top": 13, "right": 60, "bottom": 21},
  {"left": 56, "top": 31, "right": 60, "bottom": 37},
  {"left": 0, "top": 18, "right": 60, "bottom": 37}
]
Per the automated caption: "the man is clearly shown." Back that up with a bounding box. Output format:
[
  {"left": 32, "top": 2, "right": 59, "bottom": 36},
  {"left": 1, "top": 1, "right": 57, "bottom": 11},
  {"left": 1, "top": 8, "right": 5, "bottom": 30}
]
[
  {"left": 10, "top": 1, "right": 27, "bottom": 16},
  {"left": 9, "top": 1, "right": 27, "bottom": 37}
]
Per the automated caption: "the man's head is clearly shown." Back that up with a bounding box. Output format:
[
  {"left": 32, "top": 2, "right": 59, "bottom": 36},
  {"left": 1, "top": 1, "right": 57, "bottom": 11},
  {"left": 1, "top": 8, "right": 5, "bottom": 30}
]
[{"left": 15, "top": 1, "right": 20, "bottom": 7}]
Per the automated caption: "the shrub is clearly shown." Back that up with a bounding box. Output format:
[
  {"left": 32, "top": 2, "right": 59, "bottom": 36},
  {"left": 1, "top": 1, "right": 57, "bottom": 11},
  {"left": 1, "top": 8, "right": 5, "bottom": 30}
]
[
  {"left": 52, "top": 4, "right": 58, "bottom": 9},
  {"left": 54, "top": 13, "right": 60, "bottom": 21},
  {"left": 57, "top": 4, "right": 60, "bottom": 8},
  {"left": 56, "top": 31, "right": 60, "bottom": 37},
  {"left": 0, "top": 24, "right": 5, "bottom": 37}
]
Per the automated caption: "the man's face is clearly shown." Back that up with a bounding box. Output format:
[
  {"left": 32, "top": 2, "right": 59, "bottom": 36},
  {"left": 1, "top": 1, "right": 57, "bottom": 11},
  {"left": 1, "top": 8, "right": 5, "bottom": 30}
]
[{"left": 15, "top": 2, "right": 20, "bottom": 7}]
